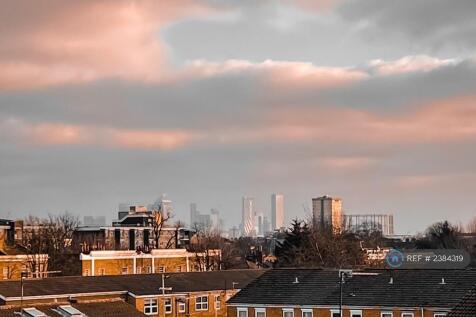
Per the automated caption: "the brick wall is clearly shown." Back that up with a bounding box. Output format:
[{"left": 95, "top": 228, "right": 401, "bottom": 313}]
[
  {"left": 0, "top": 255, "right": 48, "bottom": 280},
  {"left": 133, "top": 290, "right": 237, "bottom": 317},
  {"left": 82, "top": 256, "right": 190, "bottom": 276},
  {"left": 227, "top": 306, "right": 449, "bottom": 317}
]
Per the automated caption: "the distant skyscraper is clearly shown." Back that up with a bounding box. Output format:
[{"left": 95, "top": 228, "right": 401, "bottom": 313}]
[
  {"left": 256, "top": 212, "right": 264, "bottom": 236},
  {"left": 228, "top": 226, "right": 240, "bottom": 239},
  {"left": 263, "top": 216, "right": 271, "bottom": 234},
  {"left": 312, "top": 195, "right": 343, "bottom": 232},
  {"left": 271, "top": 194, "right": 284, "bottom": 230},
  {"left": 151, "top": 194, "right": 173, "bottom": 217},
  {"left": 343, "top": 214, "right": 394, "bottom": 236},
  {"left": 190, "top": 203, "right": 198, "bottom": 227},
  {"left": 242, "top": 196, "right": 256, "bottom": 236},
  {"left": 210, "top": 208, "right": 222, "bottom": 232},
  {"left": 83, "top": 216, "right": 106, "bottom": 226}
]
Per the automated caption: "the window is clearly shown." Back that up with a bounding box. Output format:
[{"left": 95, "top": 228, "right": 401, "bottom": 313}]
[
  {"left": 144, "top": 298, "right": 158, "bottom": 315},
  {"left": 238, "top": 308, "right": 248, "bottom": 317},
  {"left": 2, "top": 267, "right": 9, "bottom": 279},
  {"left": 176, "top": 266, "right": 182, "bottom": 272},
  {"left": 121, "top": 267, "right": 128, "bottom": 275},
  {"left": 165, "top": 298, "right": 172, "bottom": 314},
  {"left": 195, "top": 296, "right": 208, "bottom": 311},
  {"left": 350, "top": 310, "right": 362, "bottom": 317},
  {"left": 283, "top": 308, "right": 294, "bottom": 317},
  {"left": 178, "top": 302, "right": 186, "bottom": 313},
  {"left": 302, "top": 309, "right": 312, "bottom": 317},
  {"left": 159, "top": 266, "right": 166, "bottom": 273},
  {"left": 330, "top": 310, "right": 341, "bottom": 317},
  {"left": 145, "top": 266, "right": 152, "bottom": 274},
  {"left": 401, "top": 313, "right": 414, "bottom": 317},
  {"left": 215, "top": 295, "right": 221, "bottom": 309},
  {"left": 381, "top": 313, "right": 393, "bottom": 317},
  {"left": 256, "top": 308, "right": 266, "bottom": 317},
  {"left": 84, "top": 269, "right": 90, "bottom": 276},
  {"left": 98, "top": 268, "right": 105, "bottom": 276},
  {"left": 136, "top": 267, "right": 142, "bottom": 274}
]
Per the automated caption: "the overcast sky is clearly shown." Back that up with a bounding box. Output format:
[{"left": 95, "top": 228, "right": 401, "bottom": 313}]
[{"left": 1, "top": 0, "right": 476, "bottom": 233}]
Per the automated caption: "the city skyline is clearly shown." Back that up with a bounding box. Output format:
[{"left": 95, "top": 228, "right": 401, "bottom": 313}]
[{"left": 1, "top": 1, "right": 476, "bottom": 234}]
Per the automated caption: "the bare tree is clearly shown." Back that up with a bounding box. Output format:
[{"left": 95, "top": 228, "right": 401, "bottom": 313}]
[
  {"left": 19, "top": 213, "right": 79, "bottom": 277},
  {"left": 466, "top": 216, "right": 476, "bottom": 233},
  {"left": 152, "top": 207, "right": 172, "bottom": 249},
  {"left": 19, "top": 216, "right": 50, "bottom": 278},
  {"left": 188, "top": 224, "right": 222, "bottom": 271}
]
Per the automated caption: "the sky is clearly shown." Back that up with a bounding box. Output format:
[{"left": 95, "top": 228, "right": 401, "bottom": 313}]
[{"left": 1, "top": 0, "right": 476, "bottom": 234}]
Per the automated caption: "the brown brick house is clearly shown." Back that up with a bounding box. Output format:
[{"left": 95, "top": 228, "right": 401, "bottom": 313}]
[
  {"left": 0, "top": 269, "right": 264, "bottom": 316},
  {"left": 447, "top": 285, "right": 476, "bottom": 317},
  {"left": 227, "top": 269, "right": 476, "bottom": 317},
  {"left": 0, "top": 300, "right": 148, "bottom": 317},
  {"left": 80, "top": 249, "right": 221, "bottom": 276}
]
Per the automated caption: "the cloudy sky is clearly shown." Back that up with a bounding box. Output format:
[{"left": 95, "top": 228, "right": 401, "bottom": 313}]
[{"left": 1, "top": 0, "right": 476, "bottom": 233}]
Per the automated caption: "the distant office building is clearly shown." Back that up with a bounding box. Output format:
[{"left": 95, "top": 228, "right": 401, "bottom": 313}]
[
  {"left": 263, "top": 216, "right": 271, "bottom": 234},
  {"left": 228, "top": 226, "right": 240, "bottom": 239},
  {"left": 256, "top": 212, "right": 264, "bottom": 236},
  {"left": 344, "top": 214, "right": 394, "bottom": 236},
  {"left": 271, "top": 194, "right": 284, "bottom": 230},
  {"left": 147, "top": 194, "right": 173, "bottom": 218},
  {"left": 210, "top": 208, "right": 222, "bottom": 232},
  {"left": 312, "top": 195, "right": 343, "bottom": 232},
  {"left": 190, "top": 204, "right": 222, "bottom": 232},
  {"left": 242, "top": 196, "right": 256, "bottom": 236},
  {"left": 83, "top": 216, "right": 106, "bottom": 226},
  {"left": 190, "top": 203, "right": 198, "bottom": 227},
  {"left": 197, "top": 214, "right": 211, "bottom": 229}
]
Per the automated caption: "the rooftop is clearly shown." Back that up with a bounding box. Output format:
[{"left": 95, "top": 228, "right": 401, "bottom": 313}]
[
  {"left": 448, "top": 285, "right": 476, "bottom": 317},
  {"left": 0, "top": 299, "right": 147, "bottom": 317},
  {"left": 228, "top": 268, "right": 476, "bottom": 309},
  {"left": 0, "top": 269, "right": 265, "bottom": 300}
]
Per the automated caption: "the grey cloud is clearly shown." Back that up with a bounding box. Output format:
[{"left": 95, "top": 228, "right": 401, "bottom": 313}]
[
  {"left": 319, "top": 59, "right": 476, "bottom": 111},
  {"left": 0, "top": 74, "right": 267, "bottom": 130},
  {"left": 3, "top": 57, "right": 475, "bottom": 134},
  {"left": 338, "top": 0, "right": 476, "bottom": 52},
  {"left": 164, "top": 2, "right": 412, "bottom": 67}
]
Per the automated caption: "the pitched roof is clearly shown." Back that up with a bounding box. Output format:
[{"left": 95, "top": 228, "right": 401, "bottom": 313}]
[
  {"left": 448, "top": 285, "right": 476, "bottom": 317},
  {"left": 0, "top": 299, "right": 147, "bottom": 317},
  {"left": 0, "top": 270, "right": 265, "bottom": 299},
  {"left": 228, "top": 268, "right": 476, "bottom": 309},
  {"left": 126, "top": 269, "right": 265, "bottom": 296}
]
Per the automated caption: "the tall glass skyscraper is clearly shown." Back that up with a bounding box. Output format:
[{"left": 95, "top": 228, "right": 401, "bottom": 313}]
[
  {"left": 242, "top": 196, "right": 255, "bottom": 236},
  {"left": 271, "top": 194, "right": 284, "bottom": 230}
]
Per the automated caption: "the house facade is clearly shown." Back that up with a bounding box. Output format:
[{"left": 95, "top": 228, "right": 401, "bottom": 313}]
[
  {"left": 0, "top": 254, "right": 49, "bottom": 280},
  {"left": 80, "top": 249, "right": 221, "bottom": 276},
  {"left": 227, "top": 269, "right": 476, "bottom": 317},
  {"left": 0, "top": 269, "right": 265, "bottom": 316}
]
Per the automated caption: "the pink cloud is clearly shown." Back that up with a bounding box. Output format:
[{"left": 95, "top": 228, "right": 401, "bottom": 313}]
[
  {"left": 284, "top": 0, "right": 345, "bottom": 11},
  {"left": 318, "top": 156, "right": 376, "bottom": 169},
  {"left": 184, "top": 59, "right": 367, "bottom": 88},
  {"left": 2, "top": 95, "right": 475, "bottom": 150},
  {"left": 264, "top": 95, "right": 476, "bottom": 145},
  {"left": 111, "top": 129, "right": 198, "bottom": 150},
  {"left": 1, "top": 119, "right": 197, "bottom": 150},
  {"left": 0, "top": 0, "right": 213, "bottom": 90},
  {"left": 369, "top": 55, "right": 457, "bottom": 76}
]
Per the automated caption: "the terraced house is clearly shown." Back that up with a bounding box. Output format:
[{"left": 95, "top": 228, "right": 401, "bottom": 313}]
[
  {"left": 80, "top": 249, "right": 221, "bottom": 276},
  {"left": 227, "top": 269, "right": 476, "bottom": 317},
  {"left": 0, "top": 269, "right": 264, "bottom": 317}
]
